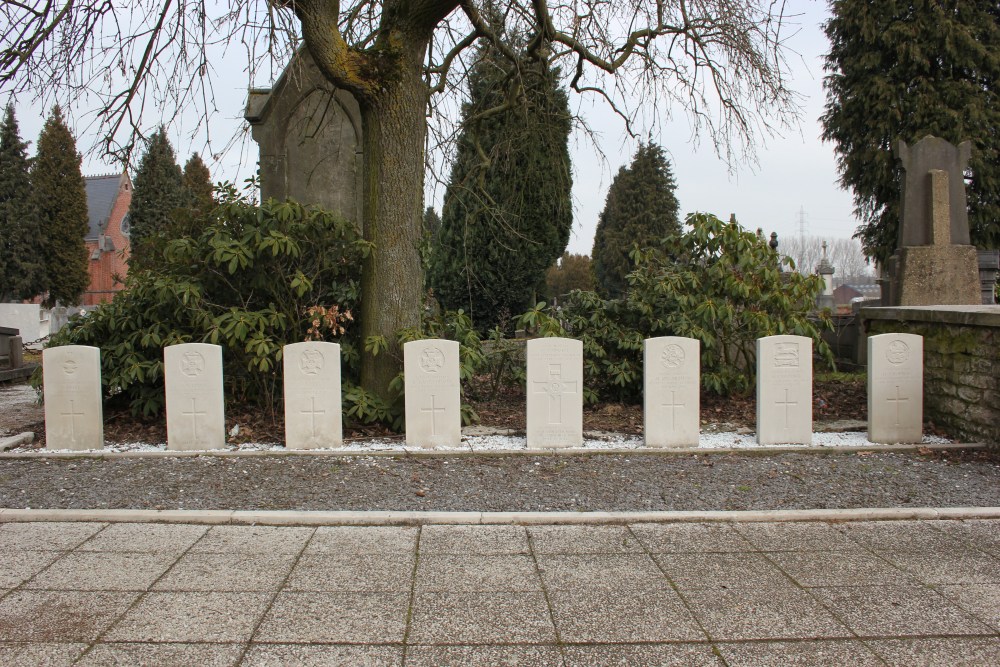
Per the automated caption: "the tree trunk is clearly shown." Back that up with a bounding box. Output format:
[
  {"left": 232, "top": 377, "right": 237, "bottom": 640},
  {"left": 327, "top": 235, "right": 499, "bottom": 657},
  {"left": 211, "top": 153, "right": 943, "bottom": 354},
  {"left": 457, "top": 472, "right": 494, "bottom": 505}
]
[{"left": 358, "top": 65, "right": 427, "bottom": 399}]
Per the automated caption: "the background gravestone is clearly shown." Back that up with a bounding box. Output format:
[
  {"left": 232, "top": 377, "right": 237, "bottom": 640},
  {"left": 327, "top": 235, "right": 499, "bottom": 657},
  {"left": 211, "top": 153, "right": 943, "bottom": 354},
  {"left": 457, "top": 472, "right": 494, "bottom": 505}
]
[
  {"left": 283, "top": 342, "right": 342, "bottom": 449},
  {"left": 644, "top": 336, "right": 700, "bottom": 448},
  {"left": 404, "top": 339, "right": 461, "bottom": 448},
  {"left": 164, "top": 343, "right": 225, "bottom": 451},
  {"left": 756, "top": 335, "right": 812, "bottom": 446},
  {"left": 246, "top": 49, "right": 363, "bottom": 225},
  {"left": 868, "top": 333, "right": 923, "bottom": 444},
  {"left": 888, "top": 136, "right": 980, "bottom": 306},
  {"left": 526, "top": 337, "right": 583, "bottom": 448},
  {"left": 43, "top": 345, "right": 103, "bottom": 450}
]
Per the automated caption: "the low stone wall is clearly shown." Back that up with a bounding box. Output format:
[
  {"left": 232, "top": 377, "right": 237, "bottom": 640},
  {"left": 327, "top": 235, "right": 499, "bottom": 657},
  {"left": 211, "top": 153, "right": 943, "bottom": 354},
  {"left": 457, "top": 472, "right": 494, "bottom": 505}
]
[{"left": 862, "top": 306, "right": 999, "bottom": 446}]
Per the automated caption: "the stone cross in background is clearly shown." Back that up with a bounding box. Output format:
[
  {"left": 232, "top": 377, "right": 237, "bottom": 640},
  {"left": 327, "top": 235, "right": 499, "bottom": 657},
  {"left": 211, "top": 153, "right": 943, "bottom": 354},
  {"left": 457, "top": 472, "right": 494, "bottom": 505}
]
[{"left": 887, "top": 136, "right": 980, "bottom": 306}]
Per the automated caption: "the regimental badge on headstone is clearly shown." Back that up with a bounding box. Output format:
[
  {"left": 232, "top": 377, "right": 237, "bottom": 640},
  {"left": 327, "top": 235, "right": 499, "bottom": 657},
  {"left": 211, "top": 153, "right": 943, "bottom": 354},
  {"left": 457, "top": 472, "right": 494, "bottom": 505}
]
[
  {"left": 644, "top": 337, "right": 700, "bottom": 448},
  {"left": 867, "top": 334, "right": 923, "bottom": 444}
]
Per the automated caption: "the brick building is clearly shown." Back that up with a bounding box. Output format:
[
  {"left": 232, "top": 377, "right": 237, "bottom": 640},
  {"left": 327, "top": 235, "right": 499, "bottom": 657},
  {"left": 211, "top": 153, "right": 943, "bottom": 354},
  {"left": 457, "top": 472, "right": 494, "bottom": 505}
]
[{"left": 82, "top": 173, "right": 132, "bottom": 306}]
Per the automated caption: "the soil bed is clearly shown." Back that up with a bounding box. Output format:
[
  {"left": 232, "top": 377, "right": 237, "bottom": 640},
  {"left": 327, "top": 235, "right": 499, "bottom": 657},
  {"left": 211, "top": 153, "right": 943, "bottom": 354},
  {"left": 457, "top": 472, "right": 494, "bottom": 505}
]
[{"left": 1, "top": 449, "right": 996, "bottom": 512}]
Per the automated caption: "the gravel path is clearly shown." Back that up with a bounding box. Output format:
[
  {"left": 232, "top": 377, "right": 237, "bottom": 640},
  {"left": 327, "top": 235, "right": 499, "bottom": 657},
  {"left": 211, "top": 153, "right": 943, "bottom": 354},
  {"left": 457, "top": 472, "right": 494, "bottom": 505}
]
[{"left": 1, "top": 450, "right": 997, "bottom": 512}]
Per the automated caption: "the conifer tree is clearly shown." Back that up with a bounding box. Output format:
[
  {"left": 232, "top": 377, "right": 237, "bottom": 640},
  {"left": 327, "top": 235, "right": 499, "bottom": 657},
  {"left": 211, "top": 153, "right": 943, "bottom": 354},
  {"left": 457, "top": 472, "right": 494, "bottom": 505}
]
[
  {"left": 430, "top": 40, "right": 572, "bottom": 331},
  {"left": 183, "top": 153, "right": 214, "bottom": 218},
  {"left": 0, "top": 104, "right": 46, "bottom": 301},
  {"left": 822, "top": 0, "right": 1000, "bottom": 263},
  {"left": 129, "top": 127, "right": 184, "bottom": 267},
  {"left": 591, "top": 143, "right": 680, "bottom": 299},
  {"left": 30, "top": 106, "right": 89, "bottom": 306}
]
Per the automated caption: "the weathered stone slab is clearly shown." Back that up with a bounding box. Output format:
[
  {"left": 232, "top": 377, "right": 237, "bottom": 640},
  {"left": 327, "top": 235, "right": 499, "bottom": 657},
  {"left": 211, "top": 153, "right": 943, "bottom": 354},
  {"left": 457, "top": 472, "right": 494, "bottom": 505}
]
[
  {"left": 164, "top": 343, "right": 225, "bottom": 450},
  {"left": 896, "top": 136, "right": 972, "bottom": 247},
  {"left": 527, "top": 338, "right": 583, "bottom": 448},
  {"left": 404, "top": 339, "right": 461, "bottom": 448},
  {"left": 756, "top": 335, "right": 812, "bottom": 445},
  {"left": 868, "top": 333, "right": 923, "bottom": 444},
  {"left": 283, "top": 342, "right": 342, "bottom": 449},
  {"left": 43, "top": 345, "right": 103, "bottom": 450},
  {"left": 644, "top": 337, "right": 700, "bottom": 448}
]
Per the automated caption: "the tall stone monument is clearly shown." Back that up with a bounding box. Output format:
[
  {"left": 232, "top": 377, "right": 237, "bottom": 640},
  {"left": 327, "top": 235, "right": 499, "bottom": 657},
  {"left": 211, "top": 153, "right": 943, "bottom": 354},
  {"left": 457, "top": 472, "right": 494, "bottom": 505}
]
[
  {"left": 888, "top": 136, "right": 980, "bottom": 306},
  {"left": 246, "top": 50, "right": 363, "bottom": 224}
]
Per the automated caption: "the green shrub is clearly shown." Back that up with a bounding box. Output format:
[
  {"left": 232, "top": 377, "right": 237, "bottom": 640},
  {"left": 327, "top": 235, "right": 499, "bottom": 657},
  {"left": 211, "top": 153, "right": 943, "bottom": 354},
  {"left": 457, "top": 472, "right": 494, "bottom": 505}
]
[
  {"left": 529, "top": 212, "right": 835, "bottom": 400},
  {"left": 40, "top": 183, "right": 368, "bottom": 418}
]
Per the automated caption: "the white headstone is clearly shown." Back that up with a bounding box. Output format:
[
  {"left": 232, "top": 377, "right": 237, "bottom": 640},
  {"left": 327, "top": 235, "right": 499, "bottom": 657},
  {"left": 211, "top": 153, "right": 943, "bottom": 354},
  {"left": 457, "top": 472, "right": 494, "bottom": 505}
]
[
  {"left": 164, "top": 343, "right": 225, "bottom": 450},
  {"left": 404, "top": 339, "right": 461, "bottom": 448},
  {"left": 283, "top": 342, "right": 342, "bottom": 449},
  {"left": 527, "top": 337, "right": 583, "bottom": 448},
  {"left": 868, "top": 333, "right": 923, "bottom": 444},
  {"left": 43, "top": 345, "right": 103, "bottom": 450},
  {"left": 756, "top": 335, "right": 812, "bottom": 445},
  {"left": 644, "top": 337, "right": 700, "bottom": 447}
]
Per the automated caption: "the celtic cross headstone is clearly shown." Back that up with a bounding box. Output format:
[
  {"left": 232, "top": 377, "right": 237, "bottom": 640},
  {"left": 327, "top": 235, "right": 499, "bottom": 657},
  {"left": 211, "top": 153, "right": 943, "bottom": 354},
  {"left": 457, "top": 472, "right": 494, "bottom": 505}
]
[{"left": 526, "top": 337, "right": 583, "bottom": 448}]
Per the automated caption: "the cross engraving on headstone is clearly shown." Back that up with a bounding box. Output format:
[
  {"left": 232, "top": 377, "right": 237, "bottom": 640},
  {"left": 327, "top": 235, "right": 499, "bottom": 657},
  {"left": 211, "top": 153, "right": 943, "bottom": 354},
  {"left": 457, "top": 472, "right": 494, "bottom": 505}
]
[
  {"left": 886, "top": 385, "right": 909, "bottom": 427},
  {"left": 421, "top": 394, "right": 446, "bottom": 436},
  {"left": 661, "top": 391, "right": 685, "bottom": 430},
  {"left": 61, "top": 400, "right": 84, "bottom": 443},
  {"left": 182, "top": 397, "right": 207, "bottom": 443},
  {"left": 533, "top": 364, "right": 579, "bottom": 425},
  {"left": 776, "top": 389, "right": 797, "bottom": 429},
  {"left": 300, "top": 396, "right": 326, "bottom": 437}
]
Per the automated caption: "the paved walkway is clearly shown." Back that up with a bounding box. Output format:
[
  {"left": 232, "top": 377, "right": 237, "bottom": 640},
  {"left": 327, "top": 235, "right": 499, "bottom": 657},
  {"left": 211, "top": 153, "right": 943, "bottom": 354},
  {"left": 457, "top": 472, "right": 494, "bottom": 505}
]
[{"left": 0, "top": 519, "right": 998, "bottom": 666}]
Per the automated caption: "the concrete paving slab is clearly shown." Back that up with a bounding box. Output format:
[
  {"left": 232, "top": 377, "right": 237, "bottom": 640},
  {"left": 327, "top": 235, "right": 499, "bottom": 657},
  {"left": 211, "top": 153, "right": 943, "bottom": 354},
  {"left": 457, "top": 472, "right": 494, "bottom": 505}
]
[
  {"left": 880, "top": 549, "right": 1000, "bottom": 585},
  {"left": 629, "top": 522, "right": 754, "bottom": 553},
  {"left": 152, "top": 551, "right": 298, "bottom": 592},
  {"left": 104, "top": 591, "right": 271, "bottom": 642},
  {"left": 655, "top": 552, "right": 796, "bottom": 591},
  {"left": 733, "top": 522, "right": 864, "bottom": 552},
  {"left": 305, "top": 526, "right": 418, "bottom": 554},
  {"left": 407, "top": 591, "right": 556, "bottom": 644},
  {"left": 285, "top": 553, "right": 414, "bottom": 592},
  {"left": 812, "top": 584, "right": 994, "bottom": 636},
  {"left": 0, "top": 549, "right": 62, "bottom": 587},
  {"left": 415, "top": 554, "right": 540, "bottom": 592},
  {"left": 527, "top": 525, "right": 645, "bottom": 554},
  {"left": 681, "top": 586, "right": 851, "bottom": 641},
  {"left": 24, "top": 551, "right": 178, "bottom": 591},
  {"left": 76, "top": 642, "right": 243, "bottom": 666},
  {"left": 867, "top": 637, "right": 1000, "bottom": 666},
  {"left": 418, "top": 525, "right": 529, "bottom": 555},
  {"left": 77, "top": 523, "right": 208, "bottom": 553},
  {"left": 766, "top": 551, "right": 921, "bottom": 587},
  {"left": 933, "top": 519, "right": 1000, "bottom": 556},
  {"left": 0, "top": 590, "right": 138, "bottom": 641},
  {"left": 547, "top": 588, "right": 703, "bottom": 643},
  {"left": 0, "top": 522, "right": 105, "bottom": 551},
  {"left": 561, "top": 643, "right": 723, "bottom": 666},
  {"left": 189, "top": 525, "right": 314, "bottom": 554},
  {"left": 840, "top": 520, "right": 965, "bottom": 552},
  {"left": 0, "top": 641, "right": 87, "bottom": 666},
  {"left": 254, "top": 592, "right": 408, "bottom": 643},
  {"left": 716, "top": 639, "right": 883, "bottom": 666},
  {"left": 405, "top": 644, "right": 563, "bottom": 666},
  {"left": 242, "top": 643, "right": 403, "bottom": 667},
  {"left": 535, "top": 554, "right": 668, "bottom": 592},
  {"left": 930, "top": 584, "right": 1000, "bottom": 632}
]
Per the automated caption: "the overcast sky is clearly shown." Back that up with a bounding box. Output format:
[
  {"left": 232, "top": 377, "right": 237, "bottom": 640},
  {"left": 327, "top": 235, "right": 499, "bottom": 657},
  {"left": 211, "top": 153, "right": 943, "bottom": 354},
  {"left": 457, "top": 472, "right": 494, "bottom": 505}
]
[{"left": 6, "top": 1, "right": 856, "bottom": 258}]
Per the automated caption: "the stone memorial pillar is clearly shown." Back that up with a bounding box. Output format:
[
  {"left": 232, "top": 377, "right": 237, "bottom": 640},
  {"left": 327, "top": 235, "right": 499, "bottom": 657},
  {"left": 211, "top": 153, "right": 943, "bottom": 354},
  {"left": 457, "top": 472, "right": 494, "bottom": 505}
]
[
  {"left": 283, "top": 342, "right": 342, "bottom": 449},
  {"left": 165, "top": 343, "right": 226, "bottom": 450},
  {"left": 404, "top": 339, "right": 461, "bottom": 448},
  {"left": 756, "top": 335, "right": 812, "bottom": 445},
  {"left": 644, "top": 336, "right": 700, "bottom": 448},
  {"left": 526, "top": 337, "right": 583, "bottom": 448},
  {"left": 43, "top": 345, "right": 103, "bottom": 450},
  {"left": 868, "top": 334, "right": 923, "bottom": 444}
]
